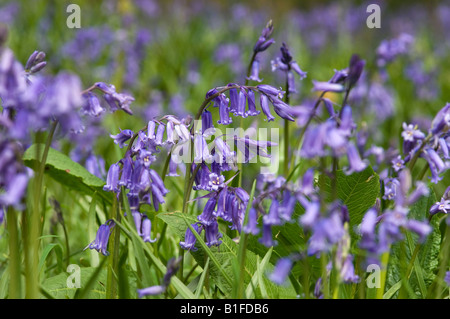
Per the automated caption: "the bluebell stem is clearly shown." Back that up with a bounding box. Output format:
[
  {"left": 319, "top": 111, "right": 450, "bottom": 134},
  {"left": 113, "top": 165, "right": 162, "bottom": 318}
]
[
  {"left": 137, "top": 257, "right": 182, "bottom": 297},
  {"left": 85, "top": 220, "right": 115, "bottom": 256}
]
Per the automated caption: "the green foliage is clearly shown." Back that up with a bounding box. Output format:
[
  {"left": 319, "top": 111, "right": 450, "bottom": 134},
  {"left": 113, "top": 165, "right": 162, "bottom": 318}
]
[
  {"left": 318, "top": 166, "right": 381, "bottom": 233},
  {"left": 23, "top": 144, "right": 111, "bottom": 203},
  {"left": 158, "top": 212, "right": 298, "bottom": 298}
]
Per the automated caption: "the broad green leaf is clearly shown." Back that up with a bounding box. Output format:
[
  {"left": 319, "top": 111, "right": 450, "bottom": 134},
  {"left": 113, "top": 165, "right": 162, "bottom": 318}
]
[
  {"left": 318, "top": 166, "right": 380, "bottom": 232},
  {"left": 41, "top": 266, "right": 107, "bottom": 299},
  {"left": 158, "top": 212, "right": 297, "bottom": 298},
  {"left": 23, "top": 144, "right": 112, "bottom": 203}
]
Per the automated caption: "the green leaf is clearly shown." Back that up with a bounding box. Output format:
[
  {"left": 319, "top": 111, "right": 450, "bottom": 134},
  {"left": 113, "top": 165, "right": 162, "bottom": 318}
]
[
  {"left": 23, "top": 144, "right": 112, "bottom": 203},
  {"left": 41, "top": 265, "right": 107, "bottom": 299},
  {"left": 318, "top": 166, "right": 380, "bottom": 232},
  {"left": 158, "top": 212, "right": 297, "bottom": 298}
]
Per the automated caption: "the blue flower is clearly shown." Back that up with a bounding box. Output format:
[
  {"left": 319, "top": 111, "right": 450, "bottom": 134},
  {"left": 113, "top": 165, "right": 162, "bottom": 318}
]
[{"left": 86, "top": 220, "right": 115, "bottom": 256}]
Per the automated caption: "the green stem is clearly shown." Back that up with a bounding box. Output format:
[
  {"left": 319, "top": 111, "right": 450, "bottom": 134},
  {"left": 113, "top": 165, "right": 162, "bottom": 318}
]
[
  {"left": 6, "top": 207, "right": 21, "bottom": 299},
  {"left": 26, "top": 120, "right": 58, "bottom": 298},
  {"left": 376, "top": 251, "right": 390, "bottom": 299},
  {"left": 106, "top": 195, "right": 121, "bottom": 299},
  {"left": 283, "top": 76, "right": 290, "bottom": 177}
]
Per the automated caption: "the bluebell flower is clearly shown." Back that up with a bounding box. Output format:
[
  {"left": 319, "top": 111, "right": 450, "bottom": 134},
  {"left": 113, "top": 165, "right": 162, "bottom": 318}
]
[
  {"left": 243, "top": 207, "right": 260, "bottom": 235},
  {"left": 391, "top": 155, "right": 405, "bottom": 172},
  {"left": 430, "top": 199, "right": 450, "bottom": 216},
  {"left": 253, "top": 20, "right": 274, "bottom": 53},
  {"left": 198, "top": 195, "right": 218, "bottom": 226},
  {"left": 259, "top": 94, "right": 275, "bottom": 122},
  {"left": 345, "top": 142, "right": 367, "bottom": 174},
  {"left": 430, "top": 103, "right": 450, "bottom": 136},
  {"left": 269, "top": 258, "right": 293, "bottom": 285},
  {"left": 340, "top": 255, "right": 360, "bottom": 283},
  {"left": 82, "top": 92, "right": 104, "bottom": 117},
  {"left": 103, "top": 163, "right": 120, "bottom": 193},
  {"left": 180, "top": 223, "right": 202, "bottom": 251},
  {"left": 205, "top": 219, "right": 222, "bottom": 247},
  {"left": 307, "top": 211, "right": 345, "bottom": 257},
  {"left": 110, "top": 129, "right": 134, "bottom": 148},
  {"left": 247, "top": 58, "right": 263, "bottom": 82},
  {"left": 86, "top": 220, "right": 115, "bottom": 256},
  {"left": 259, "top": 223, "right": 277, "bottom": 247}
]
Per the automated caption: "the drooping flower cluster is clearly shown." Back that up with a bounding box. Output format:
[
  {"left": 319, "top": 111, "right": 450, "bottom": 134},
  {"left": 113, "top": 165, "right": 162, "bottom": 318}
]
[{"left": 360, "top": 169, "right": 431, "bottom": 265}]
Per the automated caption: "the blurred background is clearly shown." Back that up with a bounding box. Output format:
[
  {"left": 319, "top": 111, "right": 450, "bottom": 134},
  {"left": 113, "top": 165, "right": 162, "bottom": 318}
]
[{"left": 2, "top": 0, "right": 450, "bottom": 188}]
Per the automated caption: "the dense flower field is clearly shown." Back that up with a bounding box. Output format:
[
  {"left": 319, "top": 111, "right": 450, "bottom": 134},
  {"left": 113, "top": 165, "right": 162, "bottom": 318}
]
[{"left": 1, "top": 0, "right": 450, "bottom": 301}]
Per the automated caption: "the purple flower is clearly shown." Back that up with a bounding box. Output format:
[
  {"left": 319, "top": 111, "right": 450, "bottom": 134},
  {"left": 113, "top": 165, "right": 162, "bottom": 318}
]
[
  {"left": 312, "top": 80, "right": 345, "bottom": 93},
  {"left": 141, "top": 216, "right": 157, "bottom": 243},
  {"left": 243, "top": 207, "right": 260, "bottom": 235},
  {"left": 110, "top": 129, "right": 134, "bottom": 148},
  {"left": 86, "top": 220, "right": 115, "bottom": 256},
  {"left": 430, "top": 199, "right": 450, "bottom": 216},
  {"left": 263, "top": 200, "right": 282, "bottom": 226},
  {"left": 205, "top": 219, "right": 222, "bottom": 247},
  {"left": 103, "top": 163, "right": 120, "bottom": 193},
  {"left": 376, "top": 33, "right": 414, "bottom": 68},
  {"left": 259, "top": 223, "right": 277, "bottom": 247},
  {"left": 245, "top": 89, "right": 260, "bottom": 117},
  {"left": 180, "top": 223, "right": 202, "bottom": 251},
  {"left": 299, "top": 199, "right": 320, "bottom": 229},
  {"left": 391, "top": 155, "right": 405, "bottom": 172},
  {"left": 198, "top": 196, "right": 218, "bottom": 226},
  {"left": 345, "top": 142, "right": 367, "bottom": 174},
  {"left": 340, "top": 255, "right": 360, "bottom": 283},
  {"left": 0, "top": 172, "right": 28, "bottom": 208},
  {"left": 269, "top": 258, "right": 293, "bottom": 285},
  {"left": 94, "top": 82, "right": 134, "bottom": 115},
  {"left": 247, "top": 59, "right": 263, "bottom": 82},
  {"left": 346, "top": 54, "right": 365, "bottom": 88},
  {"left": 259, "top": 94, "right": 275, "bottom": 122},
  {"left": 430, "top": 103, "right": 450, "bottom": 136},
  {"left": 307, "top": 211, "right": 345, "bottom": 257},
  {"left": 253, "top": 20, "right": 274, "bottom": 53},
  {"left": 402, "top": 123, "right": 426, "bottom": 142},
  {"left": 445, "top": 272, "right": 450, "bottom": 287}
]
